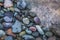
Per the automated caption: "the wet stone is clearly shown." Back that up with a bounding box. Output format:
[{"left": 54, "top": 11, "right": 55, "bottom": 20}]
[
  {"left": 36, "top": 37, "right": 42, "bottom": 40},
  {"left": 0, "top": 23, "right": 3, "bottom": 30}
]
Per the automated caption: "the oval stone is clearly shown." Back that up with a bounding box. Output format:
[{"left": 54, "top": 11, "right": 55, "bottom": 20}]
[
  {"left": 34, "top": 17, "right": 40, "bottom": 24},
  {"left": 19, "top": 31, "right": 26, "bottom": 36},
  {"left": 29, "top": 26, "right": 36, "bottom": 32},
  {"left": 0, "top": 30, "right": 5, "bottom": 37},
  {"left": 23, "top": 18, "right": 30, "bottom": 24}
]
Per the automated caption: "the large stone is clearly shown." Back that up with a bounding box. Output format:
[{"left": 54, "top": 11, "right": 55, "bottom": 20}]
[{"left": 12, "top": 20, "right": 22, "bottom": 33}]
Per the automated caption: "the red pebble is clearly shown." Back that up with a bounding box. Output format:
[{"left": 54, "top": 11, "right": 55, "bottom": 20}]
[{"left": 29, "top": 26, "right": 36, "bottom": 32}]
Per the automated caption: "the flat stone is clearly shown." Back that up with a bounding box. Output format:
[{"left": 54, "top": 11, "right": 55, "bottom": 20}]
[
  {"left": 26, "top": 28, "right": 32, "bottom": 34},
  {"left": 0, "top": 0, "right": 4, "bottom": 2},
  {"left": 29, "top": 26, "right": 36, "bottom": 32},
  {"left": 12, "top": 20, "right": 22, "bottom": 33},
  {"left": 0, "top": 30, "right": 5, "bottom": 37},
  {"left": 23, "top": 18, "right": 30, "bottom": 24},
  {"left": 0, "top": 23, "right": 3, "bottom": 30}
]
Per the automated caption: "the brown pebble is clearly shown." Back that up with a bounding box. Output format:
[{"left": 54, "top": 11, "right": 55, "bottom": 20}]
[{"left": 6, "top": 28, "right": 16, "bottom": 37}]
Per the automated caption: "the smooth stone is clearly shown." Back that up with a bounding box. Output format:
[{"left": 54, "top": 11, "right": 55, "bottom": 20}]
[
  {"left": 0, "top": 11, "right": 4, "bottom": 17},
  {"left": 29, "top": 12, "right": 36, "bottom": 17},
  {"left": 3, "top": 9, "right": 7, "bottom": 12},
  {"left": 36, "top": 37, "right": 42, "bottom": 40},
  {"left": 17, "top": 0, "right": 27, "bottom": 9},
  {"left": 6, "top": 28, "right": 16, "bottom": 37},
  {"left": 14, "top": 8, "right": 20, "bottom": 12},
  {"left": 22, "top": 35, "right": 35, "bottom": 40},
  {"left": 0, "top": 23, "right": 3, "bottom": 30},
  {"left": 32, "top": 32, "right": 39, "bottom": 37},
  {"left": 19, "top": 31, "right": 26, "bottom": 36},
  {"left": 4, "top": 16, "right": 13, "bottom": 22},
  {"left": 29, "top": 26, "right": 36, "bottom": 32},
  {"left": 8, "top": 7, "right": 14, "bottom": 11},
  {"left": 5, "top": 36, "right": 14, "bottom": 40},
  {"left": 26, "top": 28, "right": 32, "bottom": 34},
  {"left": 3, "top": 22, "right": 13, "bottom": 28},
  {"left": 23, "top": 18, "right": 30, "bottom": 24},
  {"left": 35, "top": 25, "right": 44, "bottom": 35},
  {"left": 4, "top": 0, "right": 13, "bottom": 8},
  {"left": 12, "top": 20, "right": 22, "bottom": 33},
  {"left": 45, "top": 32, "right": 53, "bottom": 37},
  {"left": 0, "top": 30, "right": 5, "bottom": 37},
  {"left": 34, "top": 17, "right": 40, "bottom": 24}
]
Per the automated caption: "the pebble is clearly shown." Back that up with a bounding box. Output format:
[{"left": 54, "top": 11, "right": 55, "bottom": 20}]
[
  {"left": 3, "top": 16, "right": 13, "bottom": 22},
  {"left": 17, "top": 0, "right": 27, "bottom": 9},
  {"left": 35, "top": 25, "right": 44, "bottom": 35},
  {"left": 22, "top": 35, "right": 35, "bottom": 40},
  {"left": 3, "top": 22, "right": 13, "bottom": 28},
  {"left": 19, "top": 31, "right": 26, "bottom": 36},
  {"left": 0, "top": 30, "right": 5, "bottom": 37},
  {"left": 5, "top": 36, "right": 14, "bottom": 40},
  {"left": 4, "top": 0, "right": 13, "bottom": 8},
  {"left": 29, "top": 26, "right": 36, "bottom": 32},
  {"left": 34, "top": 17, "right": 40, "bottom": 24},
  {"left": 26, "top": 28, "right": 32, "bottom": 34},
  {"left": 45, "top": 32, "right": 53, "bottom": 37},
  {"left": 32, "top": 32, "right": 39, "bottom": 37},
  {"left": 12, "top": 20, "right": 22, "bottom": 33},
  {"left": 23, "top": 18, "right": 30, "bottom": 24},
  {"left": 6, "top": 28, "right": 16, "bottom": 37}
]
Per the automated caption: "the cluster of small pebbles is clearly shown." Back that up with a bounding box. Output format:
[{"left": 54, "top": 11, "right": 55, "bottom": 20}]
[{"left": 0, "top": 0, "right": 59, "bottom": 40}]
